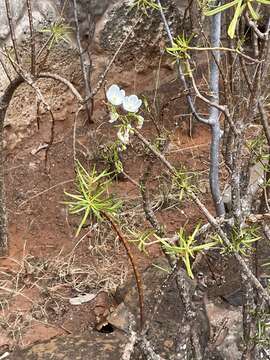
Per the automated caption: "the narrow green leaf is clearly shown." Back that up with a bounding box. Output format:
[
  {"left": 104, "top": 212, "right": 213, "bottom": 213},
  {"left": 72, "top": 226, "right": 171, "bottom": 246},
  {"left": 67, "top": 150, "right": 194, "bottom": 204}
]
[
  {"left": 69, "top": 206, "right": 88, "bottom": 214},
  {"left": 64, "top": 191, "right": 84, "bottom": 201},
  {"left": 228, "top": 1, "right": 245, "bottom": 39},
  {"left": 76, "top": 206, "right": 91, "bottom": 237},
  {"left": 247, "top": 1, "right": 260, "bottom": 20},
  {"left": 184, "top": 254, "right": 194, "bottom": 279},
  {"left": 204, "top": 0, "right": 239, "bottom": 16},
  {"left": 152, "top": 264, "right": 171, "bottom": 273}
]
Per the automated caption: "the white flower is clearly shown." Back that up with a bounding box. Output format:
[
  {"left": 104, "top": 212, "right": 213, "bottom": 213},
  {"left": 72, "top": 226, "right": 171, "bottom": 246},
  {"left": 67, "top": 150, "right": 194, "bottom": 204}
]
[
  {"left": 106, "top": 84, "right": 125, "bottom": 106},
  {"left": 109, "top": 112, "right": 119, "bottom": 123},
  {"left": 117, "top": 124, "right": 133, "bottom": 145},
  {"left": 123, "top": 95, "right": 142, "bottom": 113},
  {"left": 117, "top": 129, "right": 130, "bottom": 145},
  {"left": 136, "top": 115, "right": 144, "bottom": 129}
]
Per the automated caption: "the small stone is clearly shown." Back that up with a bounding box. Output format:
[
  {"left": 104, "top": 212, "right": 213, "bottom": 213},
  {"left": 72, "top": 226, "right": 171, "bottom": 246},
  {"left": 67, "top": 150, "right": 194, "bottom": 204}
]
[
  {"left": 164, "top": 340, "right": 174, "bottom": 348},
  {"left": 106, "top": 302, "right": 131, "bottom": 333}
]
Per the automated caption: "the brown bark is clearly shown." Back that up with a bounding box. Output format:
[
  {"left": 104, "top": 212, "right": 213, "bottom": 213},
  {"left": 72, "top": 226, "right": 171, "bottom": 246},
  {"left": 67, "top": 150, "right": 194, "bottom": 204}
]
[{"left": 0, "top": 76, "right": 23, "bottom": 254}]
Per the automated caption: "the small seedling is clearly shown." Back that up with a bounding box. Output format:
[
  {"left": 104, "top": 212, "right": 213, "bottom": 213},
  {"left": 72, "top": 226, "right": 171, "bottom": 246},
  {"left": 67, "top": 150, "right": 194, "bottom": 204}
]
[
  {"left": 166, "top": 33, "right": 194, "bottom": 59},
  {"left": 40, "top": 21, "right": 72, "bottom": 49},
  {"left": 64, "top": 162, "right": 121, "bottom": 236},
  {"left": 247, "top": 135, "right": 270, "bottom": 165},
  {"left": 159, "top": 224, "right": 217, "bottom": 278},
  {"left": 213, "top": 225, "right": 261, "bottom": 256},
  {"left": 129, "top": 229, "right": 160, "bottom": 254},
  {"left": 132, "top": 0, "right": 161, "bottom": 13},
  {"left": 100, "top": 142, "right": 124, "bottom": 176},
  {"left": 173, "top": 167, "right": 197, "bottom": 202}
]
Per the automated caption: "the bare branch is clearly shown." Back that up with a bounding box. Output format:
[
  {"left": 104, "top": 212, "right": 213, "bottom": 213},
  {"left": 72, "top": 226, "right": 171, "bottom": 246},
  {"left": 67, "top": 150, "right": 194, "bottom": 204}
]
[
  {"left": 4, "top": 0, "right": 20, "bottom": 64},
  {"left": 134, "top": 129, "right": 270, "bottom": 305},
  {"left": 22, "top": 74, "right": 56, "bottom": 167},
  {"left": 102, "top": 212, "right": 144, "bottom": 330},
  {"left": 157, "top": 0, "right": 210, "bottom": 125},
  {"left": 245, "top": 14, "right": 270, "bottom": 40},
  {"left": 38, "top": 72, "right": 83, "bottom": 102},
  {"left": 0, "top": 55, "right": 12, "bottom": 83},
  {"left": 258, "top": 99, "right": 270, "bottom": 147},
  {"left": 26, "top": 0, "right": 36, "bottom": 75},
  {"left": 72, "top": 0, "right": 93, "bottom": 123},
  {"left": 187, "top": 45, "right": 261, "bottom": 63},
  {"left": 0, "top": 76, "right": 24, "bottom": 254}
]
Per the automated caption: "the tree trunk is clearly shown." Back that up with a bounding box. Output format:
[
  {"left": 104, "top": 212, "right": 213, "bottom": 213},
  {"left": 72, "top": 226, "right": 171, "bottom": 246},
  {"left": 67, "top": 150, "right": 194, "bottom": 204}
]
[{"left": 0, "top": 76, "right": 23, "bottom": 255}]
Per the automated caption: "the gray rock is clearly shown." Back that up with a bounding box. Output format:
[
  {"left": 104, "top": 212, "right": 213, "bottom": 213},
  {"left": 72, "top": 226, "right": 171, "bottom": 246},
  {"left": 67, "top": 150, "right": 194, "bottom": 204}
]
[
  {"left": 223, "top": 288, "right": 243, "bottom": 307},
  {"left": 6, "top": 256, "right": 268, "bottom": 359},
  {"left": 9, "top": 330, "right": 129, "bottom": 360},
  {"left": 98, "top": 0, "right": 183, "bottom": 62},
  {"left": 57, "top": 0, "right": 114, "bottom": 42},
  {"left": 0, "top": 0, "right": 59, "bottom": 43},
  {"left": 116, "top": 257, "right": 210, "bottom": 359},
  {"left": 0, "top": 0, "right": 111, "bottom": 46},
  {"left": 216, "top": 310, "right": 243, "bottom": 360},
  {"left": 59, "top": 0, "right": 111, "bottom": 19},
  {"left": 206, "top": 301, "right": 244, "bottom": 360}
]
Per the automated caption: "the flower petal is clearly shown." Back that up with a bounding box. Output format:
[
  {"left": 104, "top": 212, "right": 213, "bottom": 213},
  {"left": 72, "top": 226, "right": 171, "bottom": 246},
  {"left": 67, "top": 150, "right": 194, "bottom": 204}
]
[
  {"left": 106, "top": 84, "right": 125, "bottom": 106},
  {"left": 123, "top": 95, "right": 142, "bottom": 113},
  {"left": 136, "top": 99, "right": 142, "bottom": 109},
  {"left": 106, "top": 84, "right": 119, "bottom": 99}
]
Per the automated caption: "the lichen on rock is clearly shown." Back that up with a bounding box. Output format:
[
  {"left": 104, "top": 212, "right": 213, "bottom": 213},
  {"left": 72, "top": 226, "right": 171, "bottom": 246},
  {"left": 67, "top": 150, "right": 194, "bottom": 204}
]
[{"left": 99, "top": 0, "right": 183, "bottom": 63}]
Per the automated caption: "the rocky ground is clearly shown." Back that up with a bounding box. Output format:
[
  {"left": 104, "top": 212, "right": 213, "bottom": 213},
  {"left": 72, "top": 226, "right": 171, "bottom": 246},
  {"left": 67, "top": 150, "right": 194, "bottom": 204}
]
[{"left": 0, "top": 1, "right": 270, "bottom": 359}]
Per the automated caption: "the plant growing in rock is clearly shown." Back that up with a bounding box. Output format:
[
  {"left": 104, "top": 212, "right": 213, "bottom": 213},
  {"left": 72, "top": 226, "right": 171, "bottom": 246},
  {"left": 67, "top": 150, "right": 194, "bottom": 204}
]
[
  {"left": 64, "top": 161, "right": 144, "bottom": 328},
  {"left": 155, "top": 0, "right": 270, "bottom": 357},
  {"left": 40, "top": 22, "right": 73, "bottom": 49},
  {"left": 1, "top": 0, "right": 270, "bottom": 358},
  {"left": 64, "top": 162, "right": 121, "bottom": 236},
  {"left": 82, "top": 0, "right": 270, "bottom": 358},
  {"left": 132, "top": 0, "right": 161, "bottom": 13},
  {"left": 213, "top": 224, "right": 261, "bottom": 256}
]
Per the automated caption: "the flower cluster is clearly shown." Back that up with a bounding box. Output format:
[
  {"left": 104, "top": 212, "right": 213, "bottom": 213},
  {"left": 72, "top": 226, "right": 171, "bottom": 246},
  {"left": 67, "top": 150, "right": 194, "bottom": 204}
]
[{"left": 106, "top": 84, "right": 144, "bottom": 145}]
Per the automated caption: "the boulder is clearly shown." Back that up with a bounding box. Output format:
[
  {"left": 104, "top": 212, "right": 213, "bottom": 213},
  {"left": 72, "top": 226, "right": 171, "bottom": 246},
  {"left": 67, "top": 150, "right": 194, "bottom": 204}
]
[
  {"left": 98, "top": 0, "right": 183, "bottom": 63},
  {"left": 0, "top": 0, "right": 111, "bottom": 45},
  {"left": 4, "top": 257, "right": 263, "bottom": 359},
  {"left": 0, "top": 0, "right": 59, "bottom": 44},
  {"left": 9, "top": 331, "right": 129, "bottom": 360}
]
